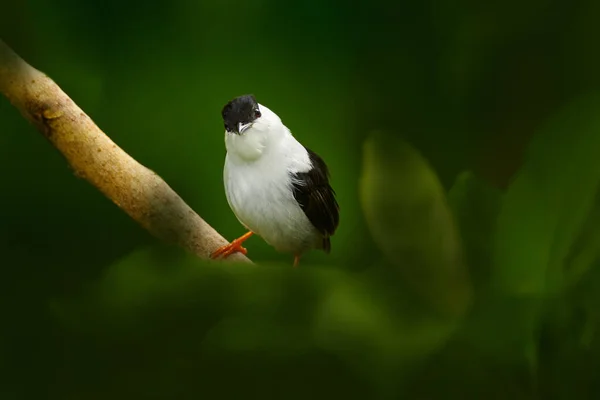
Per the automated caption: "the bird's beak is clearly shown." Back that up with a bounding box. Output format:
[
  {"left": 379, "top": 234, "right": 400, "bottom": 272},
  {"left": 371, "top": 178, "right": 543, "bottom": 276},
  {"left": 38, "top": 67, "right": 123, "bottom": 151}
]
[{"left": 238, "top": 122, "right": 252, "bottom": 134}]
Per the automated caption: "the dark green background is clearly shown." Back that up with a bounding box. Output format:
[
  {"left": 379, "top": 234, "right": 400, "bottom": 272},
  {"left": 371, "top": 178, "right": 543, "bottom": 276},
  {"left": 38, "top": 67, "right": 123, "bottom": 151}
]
[{"left": 2, "top": 0, "right": 600, "bottom": 399}]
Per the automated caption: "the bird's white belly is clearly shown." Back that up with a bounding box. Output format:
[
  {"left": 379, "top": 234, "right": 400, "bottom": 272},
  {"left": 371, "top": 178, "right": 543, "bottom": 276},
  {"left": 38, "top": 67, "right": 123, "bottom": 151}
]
[{"left": 224, "top": 159, "right": 318, "bottom": 254}]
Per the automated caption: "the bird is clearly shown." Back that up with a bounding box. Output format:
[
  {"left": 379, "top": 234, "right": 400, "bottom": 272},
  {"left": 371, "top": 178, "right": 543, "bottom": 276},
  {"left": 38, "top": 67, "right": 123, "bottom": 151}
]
[{"left": 210, "top": 94, "right": 339, "bottom": 267}]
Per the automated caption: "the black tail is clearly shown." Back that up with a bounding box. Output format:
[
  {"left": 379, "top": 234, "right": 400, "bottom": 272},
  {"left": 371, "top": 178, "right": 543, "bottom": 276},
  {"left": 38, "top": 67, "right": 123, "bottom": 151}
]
[{"left": 322, "top": 237, "right": 331, "bottom": 254}]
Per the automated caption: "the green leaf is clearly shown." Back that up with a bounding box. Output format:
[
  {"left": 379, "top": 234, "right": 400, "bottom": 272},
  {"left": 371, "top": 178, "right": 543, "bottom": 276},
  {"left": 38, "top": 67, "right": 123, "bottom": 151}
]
[
  {"left": 313, "top": 271, "right": 460, "bottom": 395},
  {"left": 492, "top": 94, "right": 600, "bottom": 296},
  {"left": 49, "top": 246, "right": 406, "bottom": 395},
  {"left": 472, "top": 94, "right": 600, "bottom": 371},
  {"left": 358, "top": 131, "right": 472, "bottom": 317},
  {"left": 447, "top": 171, "right": 503, "bottom": 288},
  {"left": 563, "top": 193, "right": 600, "bottom": 289}
]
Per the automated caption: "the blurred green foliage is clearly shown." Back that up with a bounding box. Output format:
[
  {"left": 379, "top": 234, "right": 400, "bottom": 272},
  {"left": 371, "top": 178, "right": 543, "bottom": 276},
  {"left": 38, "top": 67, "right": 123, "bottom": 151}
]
[{"left": 2, "top": 0, "right": 600, "bottom": 399}]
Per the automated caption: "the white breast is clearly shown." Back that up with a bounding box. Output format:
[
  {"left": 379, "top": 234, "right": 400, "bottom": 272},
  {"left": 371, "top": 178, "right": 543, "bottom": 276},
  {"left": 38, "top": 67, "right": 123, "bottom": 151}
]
[{"left": 223, "top": 125, "right": 321, "bottom": 254}]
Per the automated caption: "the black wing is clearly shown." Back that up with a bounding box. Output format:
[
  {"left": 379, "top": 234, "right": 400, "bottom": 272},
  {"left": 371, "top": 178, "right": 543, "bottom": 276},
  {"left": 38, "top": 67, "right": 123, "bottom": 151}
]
[{"left": 290, "top": 147, "right": 340, "bottom": 253}]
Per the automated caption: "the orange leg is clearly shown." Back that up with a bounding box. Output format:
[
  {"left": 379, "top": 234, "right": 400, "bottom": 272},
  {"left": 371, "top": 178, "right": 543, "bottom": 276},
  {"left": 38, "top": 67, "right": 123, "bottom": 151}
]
[
  {"left": 293, "top": 254, "right": 301, "bottom": 268},
  {"left": 210, "top": 231, "right": 253, "bottom": 259}
]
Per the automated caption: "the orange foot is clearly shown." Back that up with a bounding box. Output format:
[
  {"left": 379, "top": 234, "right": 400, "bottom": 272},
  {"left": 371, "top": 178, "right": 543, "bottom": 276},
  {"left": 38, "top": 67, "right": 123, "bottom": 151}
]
[
  {"left": 211, "top": 231, "right": 253, "bottom": 259},
  {"left": 293, "top": 254, "right": 301, "bottom": 268}
]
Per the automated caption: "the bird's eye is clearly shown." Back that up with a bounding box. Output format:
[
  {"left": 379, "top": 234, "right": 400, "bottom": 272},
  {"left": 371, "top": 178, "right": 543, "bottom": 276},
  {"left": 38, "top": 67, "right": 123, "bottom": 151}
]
[{"left": 254, "top": 110, "right": 261, "bottom": 118}]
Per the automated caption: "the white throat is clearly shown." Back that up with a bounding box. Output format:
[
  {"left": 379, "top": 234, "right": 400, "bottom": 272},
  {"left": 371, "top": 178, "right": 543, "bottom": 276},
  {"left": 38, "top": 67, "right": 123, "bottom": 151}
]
[{"left": 224, "top": 104, "right": 287, "bottom": 163}]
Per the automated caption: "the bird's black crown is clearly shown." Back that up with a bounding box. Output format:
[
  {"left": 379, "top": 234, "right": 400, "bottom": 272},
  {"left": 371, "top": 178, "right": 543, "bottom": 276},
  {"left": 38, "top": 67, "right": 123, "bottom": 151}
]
[{"left": 222, "top": 94, "right": 262, "bottom": 134}]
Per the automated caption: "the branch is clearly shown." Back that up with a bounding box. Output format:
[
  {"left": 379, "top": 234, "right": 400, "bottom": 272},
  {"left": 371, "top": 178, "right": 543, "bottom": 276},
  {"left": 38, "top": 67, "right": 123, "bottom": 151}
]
[{"left": 0, "top": 39, "right": 250, "bottom": 263}]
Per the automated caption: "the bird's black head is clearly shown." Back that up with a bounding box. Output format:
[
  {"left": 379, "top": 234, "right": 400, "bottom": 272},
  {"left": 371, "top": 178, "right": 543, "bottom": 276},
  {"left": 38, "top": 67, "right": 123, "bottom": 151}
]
[{"left": 221, "top": 94, "right": 262, "bottom": 134}]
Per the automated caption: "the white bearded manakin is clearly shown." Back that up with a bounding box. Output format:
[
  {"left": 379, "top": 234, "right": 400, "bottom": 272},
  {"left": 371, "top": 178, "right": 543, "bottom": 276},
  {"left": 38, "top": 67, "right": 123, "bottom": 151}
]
[{"left": 211, "top": 94, "right": 340, "bottom": 267}]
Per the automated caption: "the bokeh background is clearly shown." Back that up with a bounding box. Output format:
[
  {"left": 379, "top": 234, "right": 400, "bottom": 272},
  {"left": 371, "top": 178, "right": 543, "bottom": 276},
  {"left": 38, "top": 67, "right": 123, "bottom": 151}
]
[{"left": 2, "top": 0, "right": 600, "bottom": 398}]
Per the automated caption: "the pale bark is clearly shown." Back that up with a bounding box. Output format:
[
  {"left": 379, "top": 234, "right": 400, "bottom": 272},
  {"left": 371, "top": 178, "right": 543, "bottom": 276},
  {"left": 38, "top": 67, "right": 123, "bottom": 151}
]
[{"left": 0, "top": 39, "right": 250, "bottom": 263}]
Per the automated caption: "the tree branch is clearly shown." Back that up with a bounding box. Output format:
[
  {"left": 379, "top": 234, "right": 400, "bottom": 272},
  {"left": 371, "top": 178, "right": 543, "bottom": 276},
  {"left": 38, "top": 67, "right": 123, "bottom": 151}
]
[{"left": 0, "top": 39, "right": 250, "bottom": 263}]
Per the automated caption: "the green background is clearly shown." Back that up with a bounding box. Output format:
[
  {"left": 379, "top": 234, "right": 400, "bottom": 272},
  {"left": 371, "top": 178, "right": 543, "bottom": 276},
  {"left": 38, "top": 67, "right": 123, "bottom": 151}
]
[{"left": 2, "top": 0, "right": 600, "bottom": 398}]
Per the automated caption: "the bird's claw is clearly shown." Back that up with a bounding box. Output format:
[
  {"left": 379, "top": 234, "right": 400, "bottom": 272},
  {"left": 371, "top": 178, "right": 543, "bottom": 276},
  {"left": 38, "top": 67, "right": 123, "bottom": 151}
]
[
  {"left": 210, "top": 232, "right": 253, "bottom": 260},
  {"left": 210, "top": 242, "right": 248, "bottom": 259}
]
